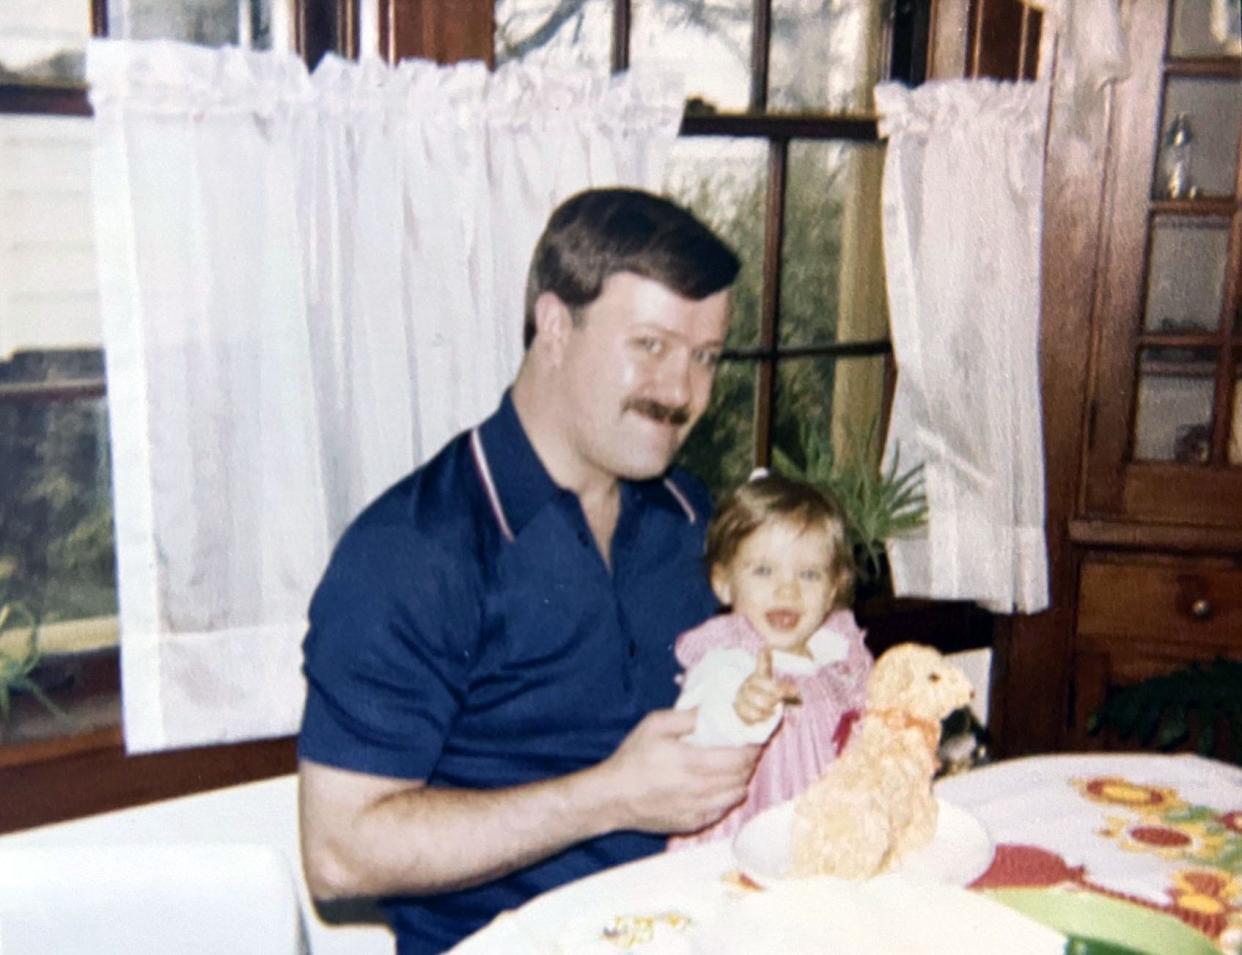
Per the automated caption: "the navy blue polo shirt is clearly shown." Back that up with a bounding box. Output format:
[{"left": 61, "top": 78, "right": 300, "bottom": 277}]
[{"left": 299, "top": 390, "right": 717, "bottom": 953}]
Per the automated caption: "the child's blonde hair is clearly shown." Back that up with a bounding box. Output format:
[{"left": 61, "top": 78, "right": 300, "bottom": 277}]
[{"left": 705, "top": 473, "right": 855, "bottom": 608}]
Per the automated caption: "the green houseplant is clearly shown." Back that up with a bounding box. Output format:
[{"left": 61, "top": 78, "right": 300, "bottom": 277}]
[
  {"left": 0, "top": 599, "right": 70, "bottom": 729},
  {"left": 1087, "top": 657, "right": 1242, "bottom": 765}
]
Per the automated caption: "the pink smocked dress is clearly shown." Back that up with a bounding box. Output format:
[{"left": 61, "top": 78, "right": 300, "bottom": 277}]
[{"left": 668, "top": 608, "right": 872, "bottom": 849}]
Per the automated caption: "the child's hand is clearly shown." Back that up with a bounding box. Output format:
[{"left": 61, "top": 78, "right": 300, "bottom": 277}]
[{"left": 733, "top": 648, "right": 796, "bottom": 725}]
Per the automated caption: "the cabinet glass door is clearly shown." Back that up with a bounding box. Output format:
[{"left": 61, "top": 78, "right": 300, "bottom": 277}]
[{"left": 1084, "top": 0, "right": 1242, "bottom": 525}]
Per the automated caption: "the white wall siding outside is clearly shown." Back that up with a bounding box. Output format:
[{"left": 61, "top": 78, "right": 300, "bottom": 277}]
[{"left": 0, "top": 113, "right": 100, "bottom": 358}]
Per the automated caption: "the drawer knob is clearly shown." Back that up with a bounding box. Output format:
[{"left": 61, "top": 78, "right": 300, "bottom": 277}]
[{"left": 1190, "top": 598, "right": 1213, "bottom": 620}]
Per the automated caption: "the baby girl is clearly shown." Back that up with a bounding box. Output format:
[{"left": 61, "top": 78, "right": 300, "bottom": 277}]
[{"left": 670, "top": 471, "right": 872, "bottom": 847}]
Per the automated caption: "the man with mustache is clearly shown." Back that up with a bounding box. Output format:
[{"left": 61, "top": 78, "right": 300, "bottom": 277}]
[
  {"left": 625, "top": 397, "right": 691, "bottom": 426},
  {"left": 297, "top": 188, "right": 758, "bottom": 953}
]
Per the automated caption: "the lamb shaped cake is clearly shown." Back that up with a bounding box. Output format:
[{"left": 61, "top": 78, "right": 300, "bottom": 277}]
[{"left": 790, "top": 643, "right": 974, "bottom": 879}]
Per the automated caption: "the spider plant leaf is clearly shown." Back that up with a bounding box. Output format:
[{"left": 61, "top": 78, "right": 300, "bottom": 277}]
[
  {"left": 770, "top": 446, "right": 804, "bottom": 481},
  {"left": 22, "top": 679, "right": 71, "bottom": 723}
]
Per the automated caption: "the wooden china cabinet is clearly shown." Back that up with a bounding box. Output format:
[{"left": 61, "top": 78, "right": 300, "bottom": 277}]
[{"left": 991, "top": 0, "right": 1242, "bottom": 757}]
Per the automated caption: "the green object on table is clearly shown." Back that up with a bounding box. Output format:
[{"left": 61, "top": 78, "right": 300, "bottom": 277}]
[
  {"left": 1065, "top": 936, "right": 1167, "bottom": 955},
  {"left": 988, "top": 888, "right": 1220, "bottom": 955}
]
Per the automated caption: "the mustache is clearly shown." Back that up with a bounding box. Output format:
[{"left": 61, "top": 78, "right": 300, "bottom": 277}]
[{"left": 623, "top": 397, "right": 690, "bottom": 427}]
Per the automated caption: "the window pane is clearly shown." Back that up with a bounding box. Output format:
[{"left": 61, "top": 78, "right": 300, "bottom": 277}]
[
  {"left": 1132, "top": 346, "right": 1217, "bottom": 463},
  {"left": 1154, "top": 77, "right": 1242, "bottom": 200},
  {"left": 0, "top": 1, "right": 90, "bottom": 87},
  {"left": 0, "top": 351, "right": 116, "bottom": 625},
  {"left": 772, "top": 354, "right": 887, "bottom": 479},
  {"left": 1143, "top": 216, "right": 1230, "bottom": 334},
  {"left": 1, "top": 108, "right": 116, "bottom": 748},
  {"left": 677, "top": 359, "right": 756, "bottom": 503},
  {"left": 631, "top": 0, "right": 752, "bottom": 112},
  {"left": 769, "top": 0, "right": 887, "bottom": 112},
  {"left": 1169, "top": 0, "right": 1242, "bottom": 58},
  {"left": 494, "top": 0, "right": 613, "bottom": 73},
  {"left": 108, "top": 0, "right": 275, "bottom": 49},
  {"left": 780, "top": 140, "right": 886, "bottom": 346},
  {"left": 662, "top": 136, "right": 768, "bottom": 350},
  {"left": 0, "top": 350, "right": 118, "bottom": 746}
]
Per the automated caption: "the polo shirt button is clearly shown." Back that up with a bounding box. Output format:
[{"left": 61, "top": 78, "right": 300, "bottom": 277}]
[
  {"left": 628, "top": 640, "right": 637, "bottom": 658},
  {"left": 577, "top": 531, "right": 590, "bottom": 547}
]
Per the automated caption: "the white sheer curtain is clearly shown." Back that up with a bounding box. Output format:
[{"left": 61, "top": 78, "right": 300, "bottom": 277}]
[
  {"left": 87, "top": 40, "right": 683, "bottom": 753},
  {"left": 875, "top": 79, "right": 1050, "bottom": 614}
]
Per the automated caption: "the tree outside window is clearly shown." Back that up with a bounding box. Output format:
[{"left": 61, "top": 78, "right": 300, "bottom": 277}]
[{"left": 496, "top": 0, "right": 904, "bottom": 502}]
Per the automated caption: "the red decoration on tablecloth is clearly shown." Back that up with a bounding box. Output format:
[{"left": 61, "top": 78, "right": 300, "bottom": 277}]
[
  {"left": 1077, "top": 777, "right": 1181, "bottom": 810},
  {"left": 975, "top": 842, "right": 1240, "bottom": 950},
  {"left": 1178, "top": 871, "right": 1230, "bottom": 897},
  {"left": 1166, "top": 903, "right": 1230, "bottom": 943},
  {"left": 1129, "top": 825, "right": 1194, "bottom": 849},
  {"left": 969, "top": 844, "right": 1087, "bottom": 890}
]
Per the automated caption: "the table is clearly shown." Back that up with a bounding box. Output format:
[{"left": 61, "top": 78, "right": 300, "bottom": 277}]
[{"left": 453, "top": 753, "right": 1242, "bottom": 954}]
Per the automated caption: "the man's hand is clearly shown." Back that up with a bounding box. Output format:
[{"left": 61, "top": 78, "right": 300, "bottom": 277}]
[
  {"left": 732, "top": 648, "right": 793, "bottom": 725},
  {"left": 595, "top": 707, "right": 760, "bottom": 834}
]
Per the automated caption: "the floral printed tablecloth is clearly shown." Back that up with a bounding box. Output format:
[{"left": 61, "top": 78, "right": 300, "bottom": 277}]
[
  {"left": 937, "top": 753, "right": 1242, "bottom": 954},
  {"left": 454, "top": 753, "right": 1242, "bottom": 954}
]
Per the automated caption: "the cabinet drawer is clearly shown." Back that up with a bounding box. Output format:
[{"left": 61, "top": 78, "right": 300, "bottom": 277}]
[{"left": 1077, "top": 560, "right": 1242, "bottom": 648}]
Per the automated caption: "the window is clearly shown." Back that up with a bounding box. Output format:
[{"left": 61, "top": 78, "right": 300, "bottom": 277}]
[
  {"left": 0, "top": 108, "right": 114, "bottom": 751},
  {"left": 496, "top": 0, "right": 922, "bottom": 499},
  {"left": 0, "top": 2, "right": 93, "bottom": 110},
  {"left": 0, "top": 0, "right": 297, "bottom": 759}
]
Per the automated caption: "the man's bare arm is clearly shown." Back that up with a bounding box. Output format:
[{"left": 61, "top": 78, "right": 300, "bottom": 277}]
[{"left": 299, "top": 707, "right": 759, "bottom": 899}]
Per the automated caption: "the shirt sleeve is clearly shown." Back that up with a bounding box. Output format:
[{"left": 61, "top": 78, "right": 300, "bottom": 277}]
[
  {"left": 298, "top": 517, "right": 480, "bottom": 780},
  {"left": 674, "top": 647, "right": 781, "bottom": 747}
]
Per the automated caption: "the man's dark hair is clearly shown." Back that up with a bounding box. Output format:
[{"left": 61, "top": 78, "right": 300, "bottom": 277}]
[{"left": 523, "top": 188, "right": 741, "bottom": 349}]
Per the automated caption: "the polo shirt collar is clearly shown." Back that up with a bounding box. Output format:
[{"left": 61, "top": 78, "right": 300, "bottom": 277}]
[
  {"left": 474, "top": 390, "right": 701, "bottom": 540},
  {"left": 631, "top": 470, "right": 700, "bottom": 524},
  {"left": 474, "top": 390, "right": 562, "bottom": 539}
]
